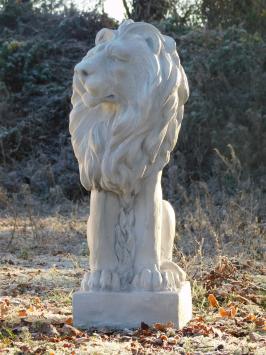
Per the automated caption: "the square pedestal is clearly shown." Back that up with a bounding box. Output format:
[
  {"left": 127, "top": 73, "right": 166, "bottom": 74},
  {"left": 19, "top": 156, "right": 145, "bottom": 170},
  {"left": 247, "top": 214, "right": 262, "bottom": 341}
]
[{"left": 73, "top": 281, "right": 192, "bottom": 329}]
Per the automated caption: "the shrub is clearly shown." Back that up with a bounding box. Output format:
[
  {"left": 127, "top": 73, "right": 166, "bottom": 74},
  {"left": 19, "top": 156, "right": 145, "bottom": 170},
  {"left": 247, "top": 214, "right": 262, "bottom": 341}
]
[{"left": 0, "top": 2, "right": 265, "bottom": 200}]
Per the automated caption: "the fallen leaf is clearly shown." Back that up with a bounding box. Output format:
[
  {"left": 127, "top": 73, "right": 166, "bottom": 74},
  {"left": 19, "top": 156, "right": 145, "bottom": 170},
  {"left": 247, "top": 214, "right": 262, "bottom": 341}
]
[
  {"left": 183, "top": 321, "right": 214, "bottom": 337},
  {"left": 19, "top": 345, "right": 31, "bottom": 352},
  {"left": 154, "top": 323, "right": 164, "bottom": 331},
  {"left": 34, "top": 296, "right": 41, "bottom": 303},
  {"left": 0, "top": 301, "right": 9, "bottom": 319},
  {"left": 230, "top": 306, "right": 238, "bottom": 318},
  {"left": 63, "top": 343, "right": 73, "bottom": 348},
  {"left": 154, "top": 321, "right": 174, "bottom": 331},
  {"left": 62, "top": 324, "right": 82, "bottom": 337},
  {"left": 193, "top": 316, "right": 205, "bottom": 322},
  {"left": 219, "top": 307, "right": 229, "bottom": 317},
  {"left": 18, "top": 309, "right": 28, "bottom": 318},
  {"left": 160, "top": 334, "right": 168, "bottom": 341},
  {"left": 167, "top": 337, "right": 177, "bottom": 345},
  {"left": 4, "top": 299, "right": 10, "bottom": 306},
  {"left": 65, "top": 317, "right": 73, "bottom": 325},
  {"left": 244, "top": 314, "right": 256, "bottom": 322},
  {"left": 27, "top": 305, "right": 35, "bottom": 313},
  {"left": 255, "top": 318, "right": 266, "bottom": 327},
  {"left": 219, "top": 305, "right": 238, "bottom": 318},
  {"left": 208, "top": 294, "right": 219, "bottom": 308}
]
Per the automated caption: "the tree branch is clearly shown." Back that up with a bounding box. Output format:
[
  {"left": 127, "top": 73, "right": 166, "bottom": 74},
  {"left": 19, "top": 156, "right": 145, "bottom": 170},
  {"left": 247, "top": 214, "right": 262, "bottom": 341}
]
[{"left": 122, "top": 0, "right": 131, "bottom": 19}]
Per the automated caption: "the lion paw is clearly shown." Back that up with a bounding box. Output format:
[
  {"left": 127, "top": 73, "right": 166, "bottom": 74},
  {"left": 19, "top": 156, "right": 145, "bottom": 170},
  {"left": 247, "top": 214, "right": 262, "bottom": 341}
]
[
  {"left": 131, "top": 266, "right": 163, "bottom": 291},
  {"left": 131, "top": 264, "right": 186, "bottom": 292},
  {"left": 81, "top": 270, "right": 120, "bottom": 291}
]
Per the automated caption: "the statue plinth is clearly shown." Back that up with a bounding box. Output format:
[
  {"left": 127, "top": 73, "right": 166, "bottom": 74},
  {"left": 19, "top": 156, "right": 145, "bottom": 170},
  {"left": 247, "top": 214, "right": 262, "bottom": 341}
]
[{"left": 73, "top": 282, "right": 192, "bottom": 329}]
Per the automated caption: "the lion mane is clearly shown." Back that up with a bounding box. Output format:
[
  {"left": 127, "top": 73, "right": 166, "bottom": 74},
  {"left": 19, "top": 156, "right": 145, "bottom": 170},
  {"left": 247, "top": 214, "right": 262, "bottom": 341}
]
[{"left": 69, "top": 20, "right": 189, "bottom": 196}]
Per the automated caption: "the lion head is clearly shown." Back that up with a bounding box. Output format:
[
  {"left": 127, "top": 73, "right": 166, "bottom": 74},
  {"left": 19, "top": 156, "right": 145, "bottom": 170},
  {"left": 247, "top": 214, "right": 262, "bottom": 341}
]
[{"left": 69, "top": 20, "right": 189, "bottom": 196}]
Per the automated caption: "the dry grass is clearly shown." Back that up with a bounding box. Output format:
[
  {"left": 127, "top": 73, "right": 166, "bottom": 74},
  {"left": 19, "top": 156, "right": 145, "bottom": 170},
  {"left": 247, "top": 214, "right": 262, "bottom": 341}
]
[{"left": 0, "top": 184, "right": 265, "bottom": 354}]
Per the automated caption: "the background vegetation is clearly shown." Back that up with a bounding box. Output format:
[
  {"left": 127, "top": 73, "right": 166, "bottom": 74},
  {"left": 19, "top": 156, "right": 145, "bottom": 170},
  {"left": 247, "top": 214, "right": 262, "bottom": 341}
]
[{"left": 0, "top": 0, "right": 265, "bottom": 252}]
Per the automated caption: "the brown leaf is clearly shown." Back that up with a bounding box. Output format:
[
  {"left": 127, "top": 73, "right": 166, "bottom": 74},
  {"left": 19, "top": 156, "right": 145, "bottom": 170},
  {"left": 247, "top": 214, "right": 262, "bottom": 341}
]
[
  {"left": 219, "top": 307, "right": 229, "bottom": 317},
  {"left": 154, "top": 323, "right": 165, "bottom": 331},
  {"left": 219, "top": 305, "right": 237, "bottom": 318},
  {"left": 63, "top": 343, "right": 73, "bottom": 348},
  {"left": 208, "top": 294, "right": 219, "bottom": 308},
  {"left": 62, "top": 324, "right": 82, "bottom": 337},
  {"left": 160, "top": 334, "right": 168, "bottom": 341},
  {"left": 230, "top": 306, "right": 238, "bottom": 318},
  {"left": 19, "top": 345, "right": 31, "bottom": 352},
  {"left": 65, "top": 317, "right": 73, "bottom": 325},
  {"left": 0, "top": 301, "right": 9, "bottom": 319},
  {"left": 254, "top": 318, "right": 266, "bottom": 327},
  {"left": 193, "top": 316, "right": 205, "bottom": 322},
  {"left": 34, "top": 296, "right": 41, "bottom": 304},
  {"left": 167, "top": 337, "right": 177, "bottom": 345},
  {"left": 154, "top": 321, "right": 174, "bottom": 331},
  {"left": 244, "top": 314, "right": 257, "bottom": 322},
  {"left": 18, "top": 309, "right": 28, "bottom": 318},
  {"left": 4, "top": 298, "right": 10, "bottom": 306},
  {"left": 27, "top": 305, "right": 35, "bottom": 313}
]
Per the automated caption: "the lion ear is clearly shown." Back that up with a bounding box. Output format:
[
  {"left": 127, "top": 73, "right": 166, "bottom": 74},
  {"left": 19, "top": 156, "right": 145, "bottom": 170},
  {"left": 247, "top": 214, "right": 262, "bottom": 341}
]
[
  {"left": 145, "top": 34, "right": 161, "bottom": 55},
  {"left": 95, "top": 28, "right": 115, "bottom": 45}
]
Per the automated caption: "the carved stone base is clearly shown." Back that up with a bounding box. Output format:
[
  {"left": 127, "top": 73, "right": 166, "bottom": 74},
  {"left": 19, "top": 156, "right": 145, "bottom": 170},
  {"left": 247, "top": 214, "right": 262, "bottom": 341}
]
[{"left": 73, "top": 281, "right": 192, "bottom": 329}]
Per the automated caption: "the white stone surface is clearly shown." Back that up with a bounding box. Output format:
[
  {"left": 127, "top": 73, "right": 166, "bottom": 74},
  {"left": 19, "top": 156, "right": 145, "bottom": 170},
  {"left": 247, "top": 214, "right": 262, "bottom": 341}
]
[
  {"left": 73, "top": 281, "right": 192, "bottom": 329},
  {"left": 69, "top": 19, "right": 191, "bottom": 328}
]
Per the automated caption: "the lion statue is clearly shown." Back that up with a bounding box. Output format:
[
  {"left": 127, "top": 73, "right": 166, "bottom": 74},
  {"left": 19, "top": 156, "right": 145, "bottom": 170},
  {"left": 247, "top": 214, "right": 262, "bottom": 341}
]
[{"left": 70, "top": 20, "right": 189, "bottom": 292}]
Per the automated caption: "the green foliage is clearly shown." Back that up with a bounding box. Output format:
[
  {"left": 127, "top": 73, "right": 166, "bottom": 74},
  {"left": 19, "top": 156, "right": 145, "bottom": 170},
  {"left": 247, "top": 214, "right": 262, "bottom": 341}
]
[
  {"left": 172, "top": 27, "right": 266, "bottom": 183},
  {"left": 130, "top": 0, "right": 178, "bottom": 21},
  {"left": 124, "top": 0, "right": 266, "bottom": 35},
  {"left": 201, "top": 0, "right": 266, "bottom": 35},
  {"left": 0, "top": 0, "right": 32, "bottom": 28},
  {"left": 0, "top": 1, "right": 265, "bottom": 200},
  {"left": 0, "top": 39, "right": 61, "bottom": 92}
]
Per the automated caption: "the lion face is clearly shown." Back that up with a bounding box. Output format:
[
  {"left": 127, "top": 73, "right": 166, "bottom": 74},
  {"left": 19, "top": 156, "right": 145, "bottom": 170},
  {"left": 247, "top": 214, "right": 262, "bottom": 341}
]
[
  {"left": 74, "top": 31, "right": 161, "bottom": 109},
  {"left": 70, "top": 20, "right": 189, "bottom": 196}
]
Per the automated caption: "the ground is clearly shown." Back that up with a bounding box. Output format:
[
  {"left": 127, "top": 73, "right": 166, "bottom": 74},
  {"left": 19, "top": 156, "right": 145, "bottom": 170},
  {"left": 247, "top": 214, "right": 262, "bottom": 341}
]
[{"left": 0, "top": 198, "right": 265, "bottom": 354}]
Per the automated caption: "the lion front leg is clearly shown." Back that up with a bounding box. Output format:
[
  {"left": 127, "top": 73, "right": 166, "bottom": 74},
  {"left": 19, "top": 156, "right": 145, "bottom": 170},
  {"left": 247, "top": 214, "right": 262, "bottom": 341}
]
[
  {"left": 84, "top": 190, "right": 120, "bottom": 291},
  {"left": 160, "top": 200, "right": 187, "bottom": 290},
  {"left": 131, "top": 172, "right": 165, "bottom": 291}
]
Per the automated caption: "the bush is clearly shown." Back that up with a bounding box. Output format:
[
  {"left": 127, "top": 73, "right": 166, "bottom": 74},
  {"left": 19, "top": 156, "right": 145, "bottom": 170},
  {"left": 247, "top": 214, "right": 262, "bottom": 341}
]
[
  {"left": 201, "top": 0, "right": 266, "bottom": 35},
  {"left": 0, "top": 2, "right": 265, "bottom": 200},
  {"left": 172, "top": 27, "right": 266, "bottom": 183}
]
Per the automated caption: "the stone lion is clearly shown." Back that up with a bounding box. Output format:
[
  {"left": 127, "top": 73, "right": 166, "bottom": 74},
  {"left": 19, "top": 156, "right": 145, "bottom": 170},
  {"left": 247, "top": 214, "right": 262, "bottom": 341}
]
[{"left": 70, "top": 20, "right": 189, "bottom": 292}]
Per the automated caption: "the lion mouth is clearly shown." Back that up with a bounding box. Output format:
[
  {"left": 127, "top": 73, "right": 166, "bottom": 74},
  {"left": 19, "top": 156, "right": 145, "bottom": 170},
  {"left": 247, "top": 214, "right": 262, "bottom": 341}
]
[
  {"left": 104, "top": 94, "right": 116, "bottom": 102},
  {"left": 82, "top": 92, "right": 117, "bottom": 107}
]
